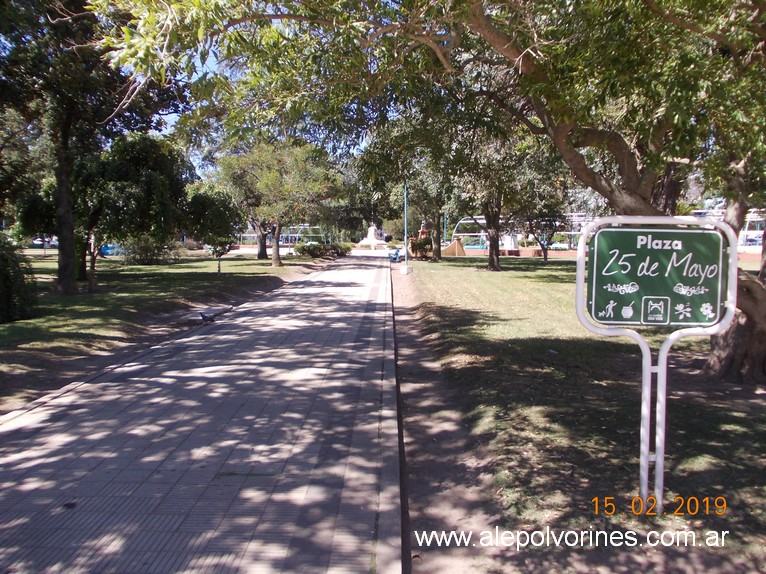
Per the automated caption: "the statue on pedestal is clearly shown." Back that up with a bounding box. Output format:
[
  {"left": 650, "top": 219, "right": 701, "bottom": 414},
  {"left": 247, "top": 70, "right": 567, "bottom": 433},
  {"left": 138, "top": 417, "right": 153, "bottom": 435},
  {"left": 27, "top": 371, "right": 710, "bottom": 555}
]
[{"left": 359, "top": 222, "right": 386, "bottom": 250}]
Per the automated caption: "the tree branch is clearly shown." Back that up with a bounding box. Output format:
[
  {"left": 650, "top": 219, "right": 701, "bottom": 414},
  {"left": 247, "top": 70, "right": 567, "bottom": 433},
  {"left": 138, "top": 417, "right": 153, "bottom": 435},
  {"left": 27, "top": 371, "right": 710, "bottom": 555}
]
[
  {"left": 100, "top": 74, "right": 151, "bottom": 124},
  {"left": 223, "top": 13, "right": 337, "bottom": 32},
  {"left": 46, "top": 2, "right": 95, "bottom": 25},
  {"left": 535, "top": 102, "right": 659, "bottom": 215},
  {"left": 403, "top": 31, "right": 455, "bottom": 72},
  {"left": 464, "top": 1, "right": 539, "bottom": 78},
  {"left": 643, "top": 0, "right": 734, "bottom": 47},
  {"left": 475, "top": 89, "right": 546, "bottom": 135},
  {"left": 572, "top": 128, "right": 642, "bottom": 193},
  {"left": 224, "top": 10, "right": 461, "bottom": 72},
  {"left": 644, "top": 0, "right": 766, "bottom": 65}
]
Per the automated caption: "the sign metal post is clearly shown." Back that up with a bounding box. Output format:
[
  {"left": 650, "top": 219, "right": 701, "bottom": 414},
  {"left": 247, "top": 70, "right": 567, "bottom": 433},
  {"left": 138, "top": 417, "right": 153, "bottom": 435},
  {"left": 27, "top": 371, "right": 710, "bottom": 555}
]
[{"left": 576, "top": 216, "right": 738, "bottom": 511}]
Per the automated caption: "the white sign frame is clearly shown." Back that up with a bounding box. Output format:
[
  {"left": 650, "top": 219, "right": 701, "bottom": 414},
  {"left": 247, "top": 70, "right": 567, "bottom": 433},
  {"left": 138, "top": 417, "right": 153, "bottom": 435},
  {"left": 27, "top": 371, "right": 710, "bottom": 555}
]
[{"left": 575, "top": 216, "right": 738, "bottom": 511}]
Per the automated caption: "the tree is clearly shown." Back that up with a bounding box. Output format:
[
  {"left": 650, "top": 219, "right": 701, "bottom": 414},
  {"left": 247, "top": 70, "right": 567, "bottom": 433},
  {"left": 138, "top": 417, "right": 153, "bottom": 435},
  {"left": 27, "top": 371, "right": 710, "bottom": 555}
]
[
  {"left": 448, "top": 134, "right": 518, "bottom": 271},
  {"left": 82, "top": 2, "right": 659, "bottom": 209},
  {"left": 218, "top": 150, "right": 272, "bottom": 261},
  {"left": 0, "top": 109, "right": 48, "bottom": 213},
  {"left": 219, "top": 140, "right": 339, "bottom": 267},
  {"left": 1, "top": 110, "right": 57, "bottom": 246},
  {"left": 13, "top": 180, "right": 56, "bottom": 245},
  {"left": 357, "top": 121, "right": 452, "bottom": 261},
  {"left": 91, "top": 1, "right": 766, "bottom": 378},
  {"left": 504, "top": 136, "right": 572, "bottom": 263},
  {"left": 359, "top": 96, "right": 572, "bottom": 267},
  {"left": 403, "top": 167, "right": 452, "bottom": 261},
  {"left": 322, "top": 166, "right": 391, "bottom": 243},
  {"left": 639, "top": 0, "right": 766, "bottom": 381},
  {"left": 186, "top": 180, "right": 245, "bottom": 273},
  {"left": 88, "top": 0, "right": 766, "bottom": 212},
  {"left": 97, "top": 135, "right": 193, "bottom": 243},
  {"left": 1, "top": 0, "right": 181, "bottom": 293},
  {"left": 76, "top": 134, "right": 195, "bottom": 272},
  {"left": 433, "top": 116, "right": 565, "bottom": 270}
]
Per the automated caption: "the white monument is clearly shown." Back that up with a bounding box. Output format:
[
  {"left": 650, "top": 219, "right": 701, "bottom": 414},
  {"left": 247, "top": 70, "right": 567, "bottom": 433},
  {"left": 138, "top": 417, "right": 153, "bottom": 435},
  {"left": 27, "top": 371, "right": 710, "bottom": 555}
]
[{"left": 358, "top": 223, "right": 387, "bottom": 250}]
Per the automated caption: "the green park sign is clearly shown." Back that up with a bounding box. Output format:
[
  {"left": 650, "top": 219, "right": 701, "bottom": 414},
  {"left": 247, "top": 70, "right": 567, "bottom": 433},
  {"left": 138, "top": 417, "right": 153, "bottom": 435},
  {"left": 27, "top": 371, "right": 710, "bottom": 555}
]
[
  {"left": 587, "top": 226, "right": 729, "bottom": 327},
  {"left": 577, "top": 216, "right": 738, "bottom": 513}
]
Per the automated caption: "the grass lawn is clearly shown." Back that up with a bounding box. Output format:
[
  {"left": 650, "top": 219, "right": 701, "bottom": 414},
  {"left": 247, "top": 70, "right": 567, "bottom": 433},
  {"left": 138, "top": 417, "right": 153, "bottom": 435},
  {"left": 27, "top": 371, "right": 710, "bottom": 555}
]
[
  {"left": 0, "top": 250, "right": 317, "bottom": 412},
  {"left": 407, "top": 256, "right": 765, "bottom": 568}
]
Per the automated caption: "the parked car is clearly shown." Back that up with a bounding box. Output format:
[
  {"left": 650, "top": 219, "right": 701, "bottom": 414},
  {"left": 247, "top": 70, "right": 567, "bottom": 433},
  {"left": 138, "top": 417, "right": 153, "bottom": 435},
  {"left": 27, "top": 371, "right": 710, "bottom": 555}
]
[
  {"left": 101, "top": 243, "right": 123, "bottom": 256},
  {"left": 30, "top": 236, "right": 58, "bottom": 248}
]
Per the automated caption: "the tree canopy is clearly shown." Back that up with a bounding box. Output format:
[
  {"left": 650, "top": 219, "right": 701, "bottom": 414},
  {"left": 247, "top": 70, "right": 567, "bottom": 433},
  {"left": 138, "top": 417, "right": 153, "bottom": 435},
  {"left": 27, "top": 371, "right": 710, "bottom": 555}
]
[
  {"left": 87, "top": 1, "right": 764, "bottom": 218},
  {"left": 1, "top": 0, "right": 183, "bottom": 291},
  {"left": 186, "top": 180, "right": 245, "bottom": 271},
  {"left": 218, "top": 140, "right": 339, "bottom": 266},
  {"left": 94, "top": 134, "right": 195, "bottom": 246}
]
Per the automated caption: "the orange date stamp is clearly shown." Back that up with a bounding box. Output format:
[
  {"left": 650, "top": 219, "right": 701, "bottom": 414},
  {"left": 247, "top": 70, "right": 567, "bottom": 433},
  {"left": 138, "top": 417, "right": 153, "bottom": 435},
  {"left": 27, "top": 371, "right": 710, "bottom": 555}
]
[{"left": 591, "top": 495, "right": 727, "bottom": 516}]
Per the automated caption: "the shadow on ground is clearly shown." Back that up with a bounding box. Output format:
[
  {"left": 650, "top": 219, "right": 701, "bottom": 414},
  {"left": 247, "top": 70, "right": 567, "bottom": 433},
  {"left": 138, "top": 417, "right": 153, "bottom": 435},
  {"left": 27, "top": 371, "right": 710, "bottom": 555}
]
[
  {"left": 398, "top": 294, "right": 765, "bottom": 573},
  {"left": 0, "top": 257, "right": 398, "bottom": 573},
  {"left": 0, "top": 271, "right": 295, "bottom": 415}
]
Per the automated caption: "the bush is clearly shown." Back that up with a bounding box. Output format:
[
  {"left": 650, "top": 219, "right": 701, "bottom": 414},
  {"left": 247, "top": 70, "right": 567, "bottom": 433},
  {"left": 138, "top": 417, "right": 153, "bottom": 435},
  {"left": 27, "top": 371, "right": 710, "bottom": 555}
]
[
  {"left": 294, "top": 242, "right": 328, "bottom": 258},
  {"left": 122, "top": 234, "right": 181, "bottom": 265},
  {"left": 183, "top": 238, "right": 205, "bottom": 250},
  {"left": 0, "top": 235, "right": 37, "bottom": 323},
  {"left": 294, "top": 242, "right": 353, "bottom": 258},
  {"left": 410, "top": 237, "right": 432, "bottom": 259},
  {"left": 329, "top": 242, "right": 353, "bottom": 256}
]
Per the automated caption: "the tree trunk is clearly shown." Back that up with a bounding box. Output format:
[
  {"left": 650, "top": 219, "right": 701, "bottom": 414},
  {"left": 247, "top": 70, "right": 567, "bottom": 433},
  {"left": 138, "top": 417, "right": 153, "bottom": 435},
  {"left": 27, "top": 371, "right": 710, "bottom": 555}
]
[
  {"left": 77, "top": 236, "right": 89, "bottom": 281},
  {"left": 250, "top": 219, "right": 269, "bottom": 259},
  {"left": 760, "top": 228, "right": 766, "bottom": 282},
  {"left": 271, "top": 221, "right": 283, "bottom": 267},
  {"left": 482, "top": 195, "right": 502, "bottom": 271},
  {"left": 651, "top": 163, "right": 683, "bottom": 215},
  {"left": 86, "top": 234, "right": 99, "bottom": 292},
  {"left": 53, "top": 141, "right": 77, "bottom": 294},
  {"left": 704, "top": 172, "right": 766, "bottom": 383},
  {"left": 486, "top": 228, "right": 501, "bottom": 270},
  {"left": 256, "top": 228, "right": 269, "bottom": 260},
  {"left": 256, "top": 232, "right": 268, "bottom": 259},
  {"left": 706, "top": 271, "right": 766, "bottom": 383},
  {"left": 88, "top": 230, "right": 99, "bottom": 275},
  {"left": 431, "top": 208, "right": 442, "bottom": 261},
  {"left": 82, "top": 206, "right": 104, "bottom": 282},
  {"left": 526, "top": 221, "right": 550, "bottom": 263}
]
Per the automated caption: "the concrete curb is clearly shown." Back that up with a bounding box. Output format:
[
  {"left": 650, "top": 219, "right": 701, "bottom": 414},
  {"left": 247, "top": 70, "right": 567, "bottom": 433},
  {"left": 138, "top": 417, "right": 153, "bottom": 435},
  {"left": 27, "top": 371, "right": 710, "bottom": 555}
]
[{"left": 376, "top": 263, "right": 404, "bottom": 574}]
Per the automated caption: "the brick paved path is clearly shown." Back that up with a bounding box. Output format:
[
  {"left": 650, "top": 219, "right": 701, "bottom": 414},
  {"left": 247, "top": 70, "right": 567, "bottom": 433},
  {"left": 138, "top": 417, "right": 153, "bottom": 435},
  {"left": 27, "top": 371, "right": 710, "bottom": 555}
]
[{"left": 0, "top": 256, "right": 400, "bottom": 573}]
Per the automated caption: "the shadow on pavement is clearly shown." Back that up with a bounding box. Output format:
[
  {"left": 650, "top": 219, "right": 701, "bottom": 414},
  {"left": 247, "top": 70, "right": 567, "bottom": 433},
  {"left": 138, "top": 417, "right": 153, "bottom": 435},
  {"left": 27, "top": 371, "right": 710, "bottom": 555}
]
[{"left": 0, "top": 258, "right": 400, "bottom": 573}]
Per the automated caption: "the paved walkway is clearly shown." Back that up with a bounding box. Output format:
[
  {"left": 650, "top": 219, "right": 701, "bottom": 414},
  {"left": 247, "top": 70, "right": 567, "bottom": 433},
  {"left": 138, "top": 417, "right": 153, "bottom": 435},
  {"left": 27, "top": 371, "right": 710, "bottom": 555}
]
[{"left": 0, "top": 256, "right": 401, "bottom": 574}]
